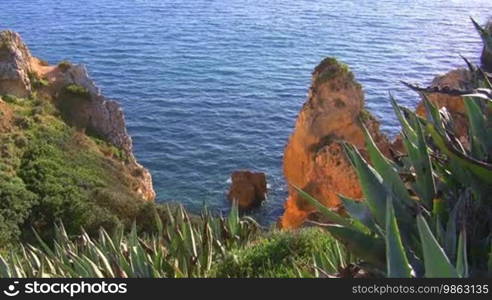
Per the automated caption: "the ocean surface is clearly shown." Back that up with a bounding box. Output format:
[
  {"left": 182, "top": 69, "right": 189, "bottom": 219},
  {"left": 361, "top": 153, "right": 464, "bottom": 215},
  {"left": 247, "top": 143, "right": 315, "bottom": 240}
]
[{"left": 1, "top": 0, "right": 490, "bottom": 223}]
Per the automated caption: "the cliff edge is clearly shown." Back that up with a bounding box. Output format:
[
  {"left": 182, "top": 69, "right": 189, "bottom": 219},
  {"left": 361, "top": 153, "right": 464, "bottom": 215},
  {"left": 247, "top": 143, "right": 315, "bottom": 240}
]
[
  {"left": 0, "top": 31, "right": 155, "bottom": 243},
  {"left": 0, "top": 30, "right": 155, "bottom": 201}
]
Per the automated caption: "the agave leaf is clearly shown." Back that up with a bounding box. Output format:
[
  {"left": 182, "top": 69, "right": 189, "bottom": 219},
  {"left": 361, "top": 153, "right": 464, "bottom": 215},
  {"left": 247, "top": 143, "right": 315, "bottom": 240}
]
[
  {"left": 362, "top": 125, "right": 415, "bottom": 210},
  {"left": 81, "top": 255, "right": 105, "bottom": 278},
  {"left": 390, "top": 94, "right": 417, "bottom": 142},
  {"left": 426, "top": 122, "right": 492, "bottom": 184},
  {"left": 456, "top": 229, "right": 468, "bottom": 278},
  {"left": 324, "top": 224, "right": 386, "bottom": 269},
  {"left": 361, "top": 123, "right": 413, "bottom": 209},
  {"left": 293, "top": 185, "right": 359, "bottom": 231},
  {"left": 422, "top": 94, "right": 445, "bottom": 132},
  {"left": 464, "top": 96, "right": 489, "bottom": 160},
  {"left": 227, "top": 201, "right": 240, "bottom": 238},
  {"left": 155, "top": 210, "right": 163, "bottom": 237},
  {"left": 93, "top": 246, "right": 115, "bottom": 278},
  {"left": 417, "top": 214, "right": 458, "bottom": 277},
  {"left": 385, "top": 195, "right": 413, "bottom": 278},
  {"left": 445, "top": 205, "right": 458, "bottom": 261},
  {"left": 401, "top": 113, "right": 435, "bottom": 207},
  {"left": 339, "top": 194, "right": 377, "bottom": 233},
  {"left": 0, "top": 255, "right": 11, "bottom": 278},
  {"left": 471, "top": 17, "right": 492, "bottom": 51},
  {"left": 343, "top": 143, "right": 387, "bottom": 226},
  {"left": 32, "top": 228, "right": 55, "bottom": 258}
]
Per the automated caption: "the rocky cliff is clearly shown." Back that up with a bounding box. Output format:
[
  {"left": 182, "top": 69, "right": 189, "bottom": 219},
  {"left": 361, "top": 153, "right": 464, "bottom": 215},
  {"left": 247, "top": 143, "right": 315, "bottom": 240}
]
[
  {"left": 281, "top": 58, "right": 390, "bottom": 228},
  {"left": 0, "top": 30, "right": 155, "bottom": 201},
  {"left": 281, "top": 18, "right": 492, "bottom": 229},
  {"left": 0, "top": 30, "right": 159, "bottom": 243}
]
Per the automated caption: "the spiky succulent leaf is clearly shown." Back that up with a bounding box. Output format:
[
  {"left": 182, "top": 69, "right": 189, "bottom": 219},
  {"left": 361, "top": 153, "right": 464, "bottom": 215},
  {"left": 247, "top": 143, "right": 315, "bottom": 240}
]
[
  {"left": 417, "top": 214, "right": 458, "bottom": 278},
  {"left": 343, "top": 143, "right": 387, "bottom": 226},
  {"left": 339, "top": 194, "right": 377, "bottom": 233},
  {"left": 385, "top": 196, "right": 413, "bottom": 278},
  {"left": 426, "top": 122, "right": 492, "bottom": 185},
  {"left": 471, "top": 17, "right": 492, "bottom": 51},
  {"left": 464, "top": 96, "right": 490, "bottom": 160},
  {"left": 324, "top": 224, "right": 386, "bottom": 269},
  {"left": 456, "top": 229, "right": 468, "bottom": 278},
  {"left": 294, "top": 186, "right": 367, "bottom": 233}
]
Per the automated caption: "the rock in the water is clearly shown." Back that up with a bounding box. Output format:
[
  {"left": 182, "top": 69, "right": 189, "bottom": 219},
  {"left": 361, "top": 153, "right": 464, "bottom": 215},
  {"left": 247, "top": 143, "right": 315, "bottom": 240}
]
[
  {"left": 281, "top": 57, "right": 390, "bottom": 229},
  {"left": 228, "top": 170, "right": 267, "bottom": 210},
  {"left": 0, "top": 30, "right": 155, "bottom": 202}
]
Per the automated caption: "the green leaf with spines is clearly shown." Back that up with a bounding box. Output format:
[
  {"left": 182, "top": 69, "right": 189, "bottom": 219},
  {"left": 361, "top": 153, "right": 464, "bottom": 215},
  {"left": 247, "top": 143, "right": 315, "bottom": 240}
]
[
  {"left": 417, "top": 214, "right": 458, "bottom": 278},
  {"left": 385, "top": 195, "right": 413, "bottom": 278}
]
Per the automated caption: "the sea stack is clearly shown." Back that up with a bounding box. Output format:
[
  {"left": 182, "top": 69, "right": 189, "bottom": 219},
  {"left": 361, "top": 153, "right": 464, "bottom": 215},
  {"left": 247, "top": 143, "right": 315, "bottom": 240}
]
[{"left": 281, "top": 58, "right": 390, "bottom": 228}]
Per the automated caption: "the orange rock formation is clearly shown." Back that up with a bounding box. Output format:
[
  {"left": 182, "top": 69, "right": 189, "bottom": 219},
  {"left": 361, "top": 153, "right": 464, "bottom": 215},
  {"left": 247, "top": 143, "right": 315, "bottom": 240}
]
[{"left": 281, "top": 58, "right": 389, "bottom": 228}]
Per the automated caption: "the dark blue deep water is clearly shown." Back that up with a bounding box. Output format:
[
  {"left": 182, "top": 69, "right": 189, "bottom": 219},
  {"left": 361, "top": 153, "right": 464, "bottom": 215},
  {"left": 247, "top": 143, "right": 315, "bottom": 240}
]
[{"left": 1, "top": 0, "right": 490, "bottom": 222}]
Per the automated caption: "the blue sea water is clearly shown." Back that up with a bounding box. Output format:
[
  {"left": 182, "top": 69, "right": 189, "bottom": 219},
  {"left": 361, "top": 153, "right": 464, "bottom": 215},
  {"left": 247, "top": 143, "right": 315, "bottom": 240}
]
[{"left": 1, "top": 0, "right": 490, "bottom": 223}]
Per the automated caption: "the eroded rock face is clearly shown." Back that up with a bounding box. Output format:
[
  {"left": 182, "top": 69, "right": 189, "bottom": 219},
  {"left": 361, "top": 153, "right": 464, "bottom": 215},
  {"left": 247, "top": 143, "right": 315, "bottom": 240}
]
[
  {"left": 281, "top": 58, "right": 389, "bottom": 228},
  {"left": 228, "top": 170, "right": 267, "bottom": 210},
  {"left": 0, "top": 31, "right": 34, "bottom": 97},
  {"left": 0, "top": 30, "right": 155, "bottom": 201}
]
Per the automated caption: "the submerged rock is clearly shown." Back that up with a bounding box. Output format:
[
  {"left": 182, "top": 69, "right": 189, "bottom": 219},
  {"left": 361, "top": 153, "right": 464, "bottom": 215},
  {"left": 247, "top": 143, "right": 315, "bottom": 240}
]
[
  {"left": 228, "top": 170, "right": 267, "bottom": 210},
  {"left": 0, "top": 30, "right": 155, "bottom": 201},
  {"left": 281, "top": 58, "right": 389, "bottom": 229}
]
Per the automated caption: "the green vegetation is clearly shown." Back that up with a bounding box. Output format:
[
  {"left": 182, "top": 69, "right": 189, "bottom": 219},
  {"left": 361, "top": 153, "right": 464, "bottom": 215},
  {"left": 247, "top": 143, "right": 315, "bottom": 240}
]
[
  {"left": 57, "top": 60, "right": 72, "bottom": 72},
  {"left": 1, "top": 18, "right": 491, "bottom": 279},
  {"left": 315, "top": 57, "right": 354, "bottom": 85},
  {"left": 0, "top": 94, "right": 155, "bottom": 246},
  {"left": 0, "top": 91, "right": 351, "bottom": 278},
  {"left": 28, "top": 72, "right": 49, "bottom": 88},
  {"left": 213, "top": 227, "right": 353, "bottom": 277},
  {"left": 0, "top": 205, "right": 351, "bottom": 278},
  {"left": 298, "top": 56, "right": 492, "bottom": 277}
]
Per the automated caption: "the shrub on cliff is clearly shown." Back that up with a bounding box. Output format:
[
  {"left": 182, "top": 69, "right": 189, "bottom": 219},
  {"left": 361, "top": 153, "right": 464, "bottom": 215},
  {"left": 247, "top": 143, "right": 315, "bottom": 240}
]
[
  {"left": 0, "top": 95, "right": 157, "bottom": 245},
  {"left": 63, "top": 84, "right": 90, "bottom": 99},
  {"left": 57, "top": 60, "right": 72, "bottom": 72}
]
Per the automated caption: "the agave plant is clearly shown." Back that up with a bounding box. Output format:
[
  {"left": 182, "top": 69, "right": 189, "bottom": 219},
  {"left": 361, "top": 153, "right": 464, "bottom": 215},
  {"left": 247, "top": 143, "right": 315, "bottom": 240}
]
[
  {"left": 298, "top": 20, "right": 492, "bottom": 278},
  {"left": 0, "top": 204, "right": 260, "bottom": 278}
]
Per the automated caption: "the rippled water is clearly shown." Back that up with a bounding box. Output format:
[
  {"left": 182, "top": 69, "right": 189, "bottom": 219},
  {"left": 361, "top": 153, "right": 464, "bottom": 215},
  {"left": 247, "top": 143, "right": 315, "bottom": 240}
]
[{"left": 1, "top": 0, "right": 490, "bottom": 223}]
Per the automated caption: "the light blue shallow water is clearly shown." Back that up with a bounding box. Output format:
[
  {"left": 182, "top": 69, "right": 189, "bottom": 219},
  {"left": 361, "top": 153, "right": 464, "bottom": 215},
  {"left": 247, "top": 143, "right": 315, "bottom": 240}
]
[{"left": 1, "top": 0, "right": 490, "bottom": 223}]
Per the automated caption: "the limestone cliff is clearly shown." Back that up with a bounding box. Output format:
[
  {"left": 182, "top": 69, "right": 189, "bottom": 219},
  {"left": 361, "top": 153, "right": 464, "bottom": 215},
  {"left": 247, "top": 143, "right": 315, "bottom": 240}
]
[
  {"left": 0, "top": 30, "right": 155, "bottom": 201},
  {"left": 281, "top": 58, "right": 390, "bottom": 228}
]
